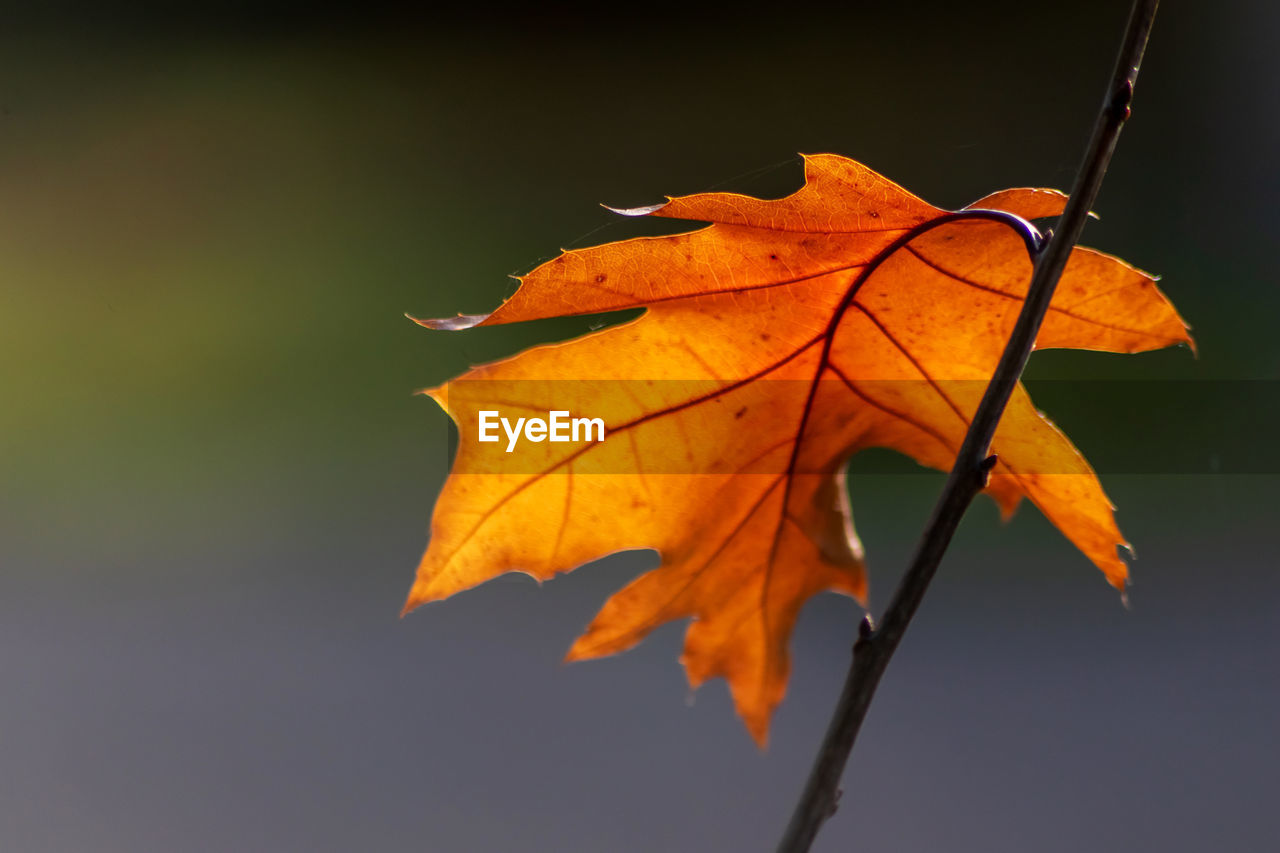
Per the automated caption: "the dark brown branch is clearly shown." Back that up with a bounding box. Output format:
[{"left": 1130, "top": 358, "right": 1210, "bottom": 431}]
[{"left": 775, "top": 2, "right": 1161, "bottom": 850}]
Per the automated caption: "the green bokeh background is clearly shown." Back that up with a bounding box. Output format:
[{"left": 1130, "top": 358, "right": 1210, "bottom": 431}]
[{"left": 2, "top": 3, "right": 1276, "bottom": 851}]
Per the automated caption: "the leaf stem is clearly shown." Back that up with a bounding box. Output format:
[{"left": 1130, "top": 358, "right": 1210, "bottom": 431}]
[{"left": 775, "top": 1, "right": 1160, "bottom": 850}]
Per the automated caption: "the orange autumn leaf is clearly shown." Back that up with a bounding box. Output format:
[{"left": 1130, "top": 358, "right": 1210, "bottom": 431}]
[{"left": 404, "top": 154, "right": 1191, "bottom": 745}]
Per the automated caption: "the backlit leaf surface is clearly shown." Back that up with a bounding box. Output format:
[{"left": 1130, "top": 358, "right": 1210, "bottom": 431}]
[{"left": 405, "top": 155, "right": 1191, "bottom": 744}]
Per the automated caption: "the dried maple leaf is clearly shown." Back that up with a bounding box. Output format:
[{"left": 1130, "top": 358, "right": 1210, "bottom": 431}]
[{"left": 405, "top": 154, "right": 1191, "bottom": 744}]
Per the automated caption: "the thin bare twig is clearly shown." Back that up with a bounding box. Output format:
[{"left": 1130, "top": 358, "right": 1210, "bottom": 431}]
[{"left": 776, "top": 2, "right": 1161, "bottom": 850}]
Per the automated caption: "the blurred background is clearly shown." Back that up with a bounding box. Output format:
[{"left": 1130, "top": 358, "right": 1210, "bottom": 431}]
[{"left": 1, "top": 1, "right": 1276, "bottom": 850}]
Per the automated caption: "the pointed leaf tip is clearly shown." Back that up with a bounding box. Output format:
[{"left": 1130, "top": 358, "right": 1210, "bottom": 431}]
[
  {"left": 602, "top": 201, "right": 669, "bottom": 217},
  {"left": 407, "top": 312, "right": 490, "bottom": 330}
]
